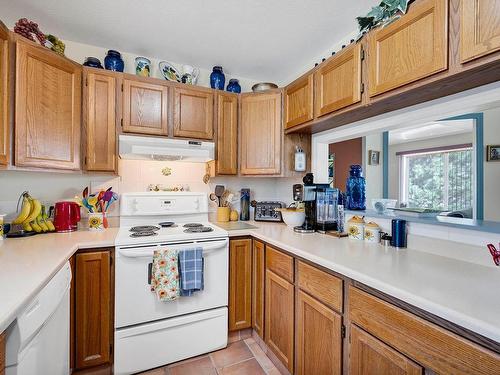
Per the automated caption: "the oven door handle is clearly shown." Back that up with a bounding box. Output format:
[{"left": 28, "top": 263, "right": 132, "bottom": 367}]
[{"left": 118, "top": 238, "right": 229, "bottom": 258}]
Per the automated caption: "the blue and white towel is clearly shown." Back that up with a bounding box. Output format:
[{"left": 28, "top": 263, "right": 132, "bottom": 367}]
[{"left": 178, "top": 247, "right": 204, "bottom": 296}]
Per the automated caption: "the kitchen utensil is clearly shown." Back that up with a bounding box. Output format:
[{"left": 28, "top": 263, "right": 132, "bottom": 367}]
[
  {"left": 159, "top": 61, "right": 181, "bottom": 82},
  {"left": 83, "top": 187, "right": 88, "bottom": 199},
  {"left": 214, "top": 185, "right": 225, "bottom": 207},
  {"left": 225, "top": 193, "right": 234, "bottom": 207},
  {"left": 87, "top": 195, "right": 98, "bottom": 213},
  {"left": 209, "top": 192, "right": 218, "bottom": 204},
  {"left": 100, "top": 200, "right": 108, "bottom": 228},
  {"left": 251, "top": 82, "right": 278, "bottom": 92}
]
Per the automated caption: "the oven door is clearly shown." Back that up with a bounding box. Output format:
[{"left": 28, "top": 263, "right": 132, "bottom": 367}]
[{"left": 115, "top": 238, "right": 228, "bottom": 328}]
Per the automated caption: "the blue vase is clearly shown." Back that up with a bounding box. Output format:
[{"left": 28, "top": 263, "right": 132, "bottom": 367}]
[
  {"left": 83, "top": 57, "right": 103, "bottom": 69},
  {"left": 345, "top": 165, "right": 366, "bottom": 210},
  {"left": 104, "top": 50, "right": 124, "bottom": 72},
  {"left": 210, "top": 66, "right": 225, "bottom": 90},
  {"left": 226, "top": 79, "right": 241, "bottom": 93}
]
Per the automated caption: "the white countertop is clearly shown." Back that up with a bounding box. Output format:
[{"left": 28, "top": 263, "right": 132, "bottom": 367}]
[{"left": 1, "top": 222, "right": 499, "bottom": 345}]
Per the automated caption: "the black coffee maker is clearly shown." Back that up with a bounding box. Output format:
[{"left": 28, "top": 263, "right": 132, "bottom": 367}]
[{"left": 293, "top": 173, "right": 316, "bottom": 233}]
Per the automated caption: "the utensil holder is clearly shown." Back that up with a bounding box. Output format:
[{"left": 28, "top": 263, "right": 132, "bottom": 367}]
[
  {"left": 88, "top": 213, "right": 104, "bottom": 231},
  {"left": 217, "top": 207, "right": 230, "bottom": 222}
]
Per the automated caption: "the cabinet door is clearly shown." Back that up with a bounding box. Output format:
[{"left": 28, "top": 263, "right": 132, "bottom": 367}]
[
  {"left": 349, "top": 325, "right": 423, "bottom": 375},
  {"left": 461, "top": 0, "right": 500, "bottom": 62},
  {"left": 0, "top": 21, "right": 9, "bottom": 166},
  {"left": 285, "top": 73, "right": 313, "bottom": 129},
  {"left": 15, "top": 38, "right": 81, "bottom": 170},
  {"left": 122, "top": 78, "right": 168, "bottom": 136},
  {"left": 173, "top": 87, "right": 214, "bottom": 140},
  {"left": 83, "top": 70, "right": 117, "bottom": 172},
  {"left": 265, "top": 270, "right": 294, "bottom": 373},
  {"left": 296, "top": 290, "right": 342, "bottom": 375},
  {"left": 75, "top": 251, "right": 112, "bottom": 370},
  {"left": 240, "top": 92, "right": 282, "bottom": 175},
  {"left": 367, "top": 0, "right": 448, "bottom": 97},
  {"left": 314, "top": 44, "right": 362, "bottom": 117},
  {"left": 229, "top": 239, "right": 252, "bottom": 331},
  {"left": 215, "top": 92, "right": 238, "bottom": 174},
  {"left": 252, "top": 240, "right": 265, "bottom": 338}
]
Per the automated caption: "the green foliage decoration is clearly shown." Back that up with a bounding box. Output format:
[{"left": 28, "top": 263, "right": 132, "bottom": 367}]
[{"left": 356, "top": 0, "right": 412, "bottom": 37}]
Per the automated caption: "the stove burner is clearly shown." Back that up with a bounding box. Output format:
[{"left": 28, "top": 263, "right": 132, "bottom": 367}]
[
  {"left": 183, "top": 223, "right": 204, "bottom": 228},
  {"left": 130, "top": 231, "right": 158, "bottom": 238},
  {"left": 158, "top": 222, "right": 176, "bottom": 227},
  {"left": 129, "top": 225, "right": 160, "bottom": 233},
  {"left": 183, "top": 226, "right": 214, "bottom": 233}
]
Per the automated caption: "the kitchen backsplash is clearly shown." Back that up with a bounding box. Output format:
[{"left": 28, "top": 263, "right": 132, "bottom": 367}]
[{"left": 0, "top": 160, "right": 301, "bottom": 221}]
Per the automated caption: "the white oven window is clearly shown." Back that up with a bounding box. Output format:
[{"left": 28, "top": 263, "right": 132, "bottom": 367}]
[{"left": 399, "top": 146, "right": 473, "bottom": 212}]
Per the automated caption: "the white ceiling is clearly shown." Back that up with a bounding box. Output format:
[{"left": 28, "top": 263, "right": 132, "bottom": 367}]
[
  {"left": 389, "top": 120, "right": 474, "bottom": 145},
  {"left": 1, "top": 0, "right": 378, "bottom": 83}
]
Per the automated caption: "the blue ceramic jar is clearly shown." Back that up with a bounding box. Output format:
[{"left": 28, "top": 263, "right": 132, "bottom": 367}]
[
  {"left": 226, "top": 79, "right": 241, "bottom": 93},
  {"left": 83, "top": 57, "right": 103, "bottom": 69},
  {"left": 346, "top": 165, "right": 366, "bottom": 210},
  {"left": 210, "top": 66, "right": 225, "bottom": 90},
  {"left": 104, "top": 50, "right": 124, "bottom": 72}
]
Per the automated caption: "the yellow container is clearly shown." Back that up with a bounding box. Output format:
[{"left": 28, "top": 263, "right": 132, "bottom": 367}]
[{"left": 217, "top": 207, "right": 230, "bottom": 222}]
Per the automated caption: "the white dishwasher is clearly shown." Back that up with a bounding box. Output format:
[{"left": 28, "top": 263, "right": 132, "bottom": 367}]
[{"left": 5, "top": 261, "right": 71, "bottom": 375}]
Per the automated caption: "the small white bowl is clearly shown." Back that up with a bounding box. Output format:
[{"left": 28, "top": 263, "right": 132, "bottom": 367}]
[{"left": 278, "top": 208, "right": 305, "bottom": 227}]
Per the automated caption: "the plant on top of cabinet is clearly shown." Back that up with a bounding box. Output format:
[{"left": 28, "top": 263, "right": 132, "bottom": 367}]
[
  {"left": 15, "top": 36, "right": 82, "bottom": 170},
  {"left": 0, "top": 21, "right": 9, "bottom": 166},
  {"left": 173, "top": 86, "right": 214, "bottom": 140},
  {"left": 367, "top": 0, "right": 448, "bottom": 97},
  {"left": 460, "top": 0, "right": 500, "bottom": 63},
  {"left": 122, "top": 77, "right": 169, "bottom": 136}
]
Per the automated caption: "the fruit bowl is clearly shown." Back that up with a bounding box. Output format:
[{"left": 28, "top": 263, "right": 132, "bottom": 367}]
[{"left": 276, "top": 208, "right": 305, "bottom": 228}]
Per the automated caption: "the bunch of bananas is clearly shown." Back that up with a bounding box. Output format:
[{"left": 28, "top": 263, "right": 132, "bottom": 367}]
[{"left": 11, "top": 192, "right": 55, "bottom": 233}]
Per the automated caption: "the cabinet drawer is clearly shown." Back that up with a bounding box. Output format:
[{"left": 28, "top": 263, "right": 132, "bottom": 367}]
[
  {"left": 349, "top": 286, "right": 500, "bottom": 375},
  {"left": 297, "top": 261, "right": 342, "bottom": 312},
  {"left": 266, "top": 246, "right": 294, "bottom": 283}
]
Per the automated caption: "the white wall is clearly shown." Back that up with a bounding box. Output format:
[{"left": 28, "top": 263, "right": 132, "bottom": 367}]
[
  {"left": 363, "top": 134, "right": 383, "bottom": 204},
  {"left": 64, "top": 40, "right": 258, "bottom": 92},
  {"left": 483, "top": 107, "right": 500, "bottom": 221}
]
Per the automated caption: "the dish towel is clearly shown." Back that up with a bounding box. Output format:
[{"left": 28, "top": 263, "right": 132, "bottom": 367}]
[
  {"left": 178, "top": 247, "right": 204, "bottom": 296},
  {"left": 150, "top": 249, "right": 180, "bottom": 301}
]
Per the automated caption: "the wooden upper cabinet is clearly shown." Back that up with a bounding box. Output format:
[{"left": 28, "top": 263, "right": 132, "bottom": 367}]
[
  {"left": 215, "top": 92, "right": 238, "bottom": 174},
  {"left": 460, "top": 0, "right": 500, "bottom": 62},
  {"left": 122, "top": 78, "right": 168, "bottom": 136},
  {"left": 240, "top": 91, "right": 282, "bottom": 175},
  {"left": 75, "top": 250, "right": 112, "bottom": 370},
  {"left": 285, "top": 73, "right": 313, "bottom": 129},
  {"left": 15, "top": 38, "right": 81, "bottom": 170},
  {"left": 349, "top": 325, "right": 423, "bottom": 375},
  {"left": 173, "top": 87, "right": 214, "bottom": 140},
  {"left": 314, "top": 43, "right": 362, "bottom": 117},
  {"left": 367, "top": 0, "right": 448, "bottom": 97},
  {"left": 252, "top": 240, "right": 265, "bottom": 338},
  {"left": 229, "top": 239, "right": 252, "bottom": 331},
  {"left": 265, "top": 269, "right": 294, "bottom": 373},
  {"left": 83, "top": 69, "right": 117, "bottom": 172},
  {"left": 0, "top": 21, "right": 9, "bottom": 166},
  {"left": 296, "top": 290, "right": 342, "bottom": 375}
]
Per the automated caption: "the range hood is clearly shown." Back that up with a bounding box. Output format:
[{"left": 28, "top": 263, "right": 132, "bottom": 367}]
[{"left": 119, "top": 135, "right": 214, "bottom": 162}]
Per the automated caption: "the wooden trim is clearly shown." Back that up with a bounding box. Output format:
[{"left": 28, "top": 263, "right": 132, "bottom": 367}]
[
  {"left": 252, "top": 239, "right": 265, "bottom": 337},
  {"left": 395, "top": 143, "right": 473, "bottom": 156},
  {"left": 0, "top": 21, "right": 10, "bottom": 167},
  {"left": 348, "top": 286, "right": 500, "bottom": 374}
]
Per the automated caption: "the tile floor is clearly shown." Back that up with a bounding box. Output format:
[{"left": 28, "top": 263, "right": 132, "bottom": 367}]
[{"left": 139, "top": 337, "right": 281, "bottom": 375}]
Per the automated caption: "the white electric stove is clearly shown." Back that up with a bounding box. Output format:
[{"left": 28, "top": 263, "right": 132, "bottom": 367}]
[{"left": 114, "top": 192, "right": 229, "bottom": 375}]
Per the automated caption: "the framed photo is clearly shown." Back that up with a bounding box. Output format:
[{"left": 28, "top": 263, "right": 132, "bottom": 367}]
[
  {"left": 368, "top": 150, "right": 380, "bottom": 165},
  {"left": 487, "top": 145, "right": 500, "bottom": 161}
]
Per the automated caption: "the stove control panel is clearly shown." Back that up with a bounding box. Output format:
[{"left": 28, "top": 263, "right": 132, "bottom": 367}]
[{"left": 254, "top": 201, "right": 284, "bottom": 222}]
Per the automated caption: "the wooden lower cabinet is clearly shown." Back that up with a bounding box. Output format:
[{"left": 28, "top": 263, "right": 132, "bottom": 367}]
[
  {"left": 228, "top": 239, "right": 252, "bottom": 331},
  {"left": 349, "top": 325, "right": 423, "bottom": 375},
  {"left": 265, "top": 269, "right": 294, "bottom": 373},
  {"left": 72, "top": 248, "right": 114, "bottom": 372},
  {"left": 252, "top": 240, "right": 265, "bottom": 338},
  {"left": 296, "top": 290, "right": 342, "bottom": 375}
]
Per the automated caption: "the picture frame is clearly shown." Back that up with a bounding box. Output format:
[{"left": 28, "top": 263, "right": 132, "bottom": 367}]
[
  {"left": 368, "top": 150, "right": 380, "bottom": 166},
  {"left": 487, "top": 145, "right": 500, "bottom": 162}
]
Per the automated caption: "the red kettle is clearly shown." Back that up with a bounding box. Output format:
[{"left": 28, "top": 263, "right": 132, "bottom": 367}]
[{"left": 53, "top": 201, "right": 81, "bottom": 232}]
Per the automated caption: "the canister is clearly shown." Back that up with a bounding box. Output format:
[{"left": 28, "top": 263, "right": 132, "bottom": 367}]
[
  {"left": 391, "top": 219, "right": 407, "bottom": 248},
  {"left": 347, "top": 216, "right": 365, "bottom": 240},
  {"left": 364, "top": 222, "right": 380, "bottom": 243}
]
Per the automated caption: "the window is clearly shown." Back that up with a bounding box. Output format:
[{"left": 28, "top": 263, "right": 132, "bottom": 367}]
[{"left": 399, "top": 145, "right": 473, "bottom": 212}]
